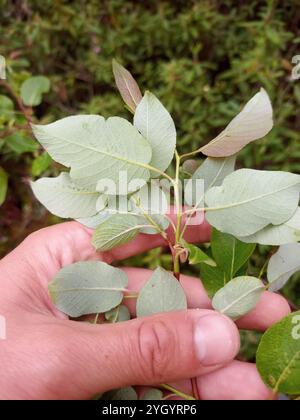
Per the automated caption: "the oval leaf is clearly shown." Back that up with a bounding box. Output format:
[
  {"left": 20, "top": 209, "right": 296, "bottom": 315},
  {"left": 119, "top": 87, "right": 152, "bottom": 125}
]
[
  {"left": 49, "top": 261, "right": 128, "bottom": 317},
  {"left": 201, "top": 89, "right": 273, "bottom": 157},
  {"left": 257, "top": 311, "right": 300, "bottom": 395},
  {"left": 136, "top": 267, "right": 187, "bottom": 317},
  {"left": 6, "top": 132, "right": 38, "bottom": 154},
  {"left": 205, "top": 169, "right": 300, "bottom": 237},
  {"left": 31, "top": 152, "right": 52, "bottom": 176},
  {"left": 32, "top": 115, "right": 152, "bottom": 191},
  {"left": 238, "top": 208, "right": 300, "bottom": 245},
  {"left": 134, "top": 91, "right": 176, "bottom": 175},
  {"left": 31, "top": 172, "right": 99, "bottom": 218},
  {"left": 112, "top": 60, "right": 142, "bottom": 113},
  {"left": 92, "top": 214, "right": 142, "bottom": 251},
  {"left": 212, "top": 276, "right": 265, "bottom": 320},
  {"left": 267, "top": 243, "right": 300, "bottom": 292},
  {"left": 20, "top": 76, "right": 50, "bottom": 106}
]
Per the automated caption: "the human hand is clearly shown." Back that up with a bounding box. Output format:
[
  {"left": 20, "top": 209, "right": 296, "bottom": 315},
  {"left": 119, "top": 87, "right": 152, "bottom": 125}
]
[{"left": 0, "top": 219, "right": 290, "bottom": 400}]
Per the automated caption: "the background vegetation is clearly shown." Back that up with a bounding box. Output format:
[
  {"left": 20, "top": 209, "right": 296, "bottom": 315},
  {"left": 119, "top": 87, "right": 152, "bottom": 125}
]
[{"left": 1, "top": 0, "right": 300, "bottom": 359}]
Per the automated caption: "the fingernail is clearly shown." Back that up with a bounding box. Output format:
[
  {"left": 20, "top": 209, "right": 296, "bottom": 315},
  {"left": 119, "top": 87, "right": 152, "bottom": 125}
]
[{"left": 194, "top": 313, "right": 240, "bottom": 367}]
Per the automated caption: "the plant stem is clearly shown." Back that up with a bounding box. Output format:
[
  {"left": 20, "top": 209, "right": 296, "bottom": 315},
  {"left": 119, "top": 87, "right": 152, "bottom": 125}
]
[
  {"left": 159, "top": 384, "right": 195, "bottom": 401},
  {"left": 123, "top": 293, "right": 139, "bottom": 299},
  {"left": 167, "top": 152, "right": 200, "bottom": 400},
  {"left": 173, "top": 150, "right": 182, "bottom": 279},
  {"left": 258, "top": 259, "right": 269, "bottom": 279}
]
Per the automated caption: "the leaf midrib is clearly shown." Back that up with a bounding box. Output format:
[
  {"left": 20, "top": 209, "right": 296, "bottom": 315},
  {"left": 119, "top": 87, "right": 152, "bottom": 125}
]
[
  {"left": 273, "top": 349, "right": 300, "bottom": 394},
  {"left": 37, "top": 129, "right": 153, "bottom": 173},
  {"left": 206, "top": 180, "right": 300, "bottom": 212},
  {"left": 52, "top": 286, "right": 127, "bottom": 293},
  {"left": 220, "top": 284, "right": 264, "bottom": 314},
  {"left": 53, "top": 186, "right": 98, "bottom": 196},
  {"left": 94, "top": 223, "right": 155, "bottom": 249}
]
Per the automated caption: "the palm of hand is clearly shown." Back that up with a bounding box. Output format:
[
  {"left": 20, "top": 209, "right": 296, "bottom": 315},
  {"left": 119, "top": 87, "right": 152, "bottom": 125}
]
[{"left": 0, "top": 221, "right": 290, "bottom": 400}]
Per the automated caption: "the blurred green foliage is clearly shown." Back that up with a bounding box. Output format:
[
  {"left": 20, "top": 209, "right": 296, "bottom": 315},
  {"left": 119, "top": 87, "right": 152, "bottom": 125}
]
[{"left": 0, "top": 0, "right": 300, "bottom": 316}]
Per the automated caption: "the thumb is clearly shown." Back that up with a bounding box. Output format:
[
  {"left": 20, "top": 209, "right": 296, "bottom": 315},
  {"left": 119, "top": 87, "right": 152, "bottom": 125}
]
[{"left": 65, "top": 309, "right": 240, "bottom": 398}]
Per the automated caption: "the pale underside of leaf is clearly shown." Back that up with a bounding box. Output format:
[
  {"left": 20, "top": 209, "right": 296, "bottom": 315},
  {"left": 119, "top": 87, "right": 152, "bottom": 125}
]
[
  {"left": 134, "top": 91, "right": 176, "bottom": 175},
  {"left": 136, "top": 267, "right": 187, "bottom": 317},
  {"left": 267, "top": 243, "right": 300, "bottom": 292},
  {"left": 76, "top": 211, "right": 110, "bottom": 229},
  {"left": 212, "top": 276, "right": 265, "bottom": 320},
  {"left": 92, "top": 213, "right": 153, "bottom": 251},
  {"left": 49, "top": 261, "right": 128, "bottom": 317},
  {"left": 238, "top": 207, "right": 300, "bottom": 245},
  {"left": 31, "top": 172, "right": 99, "bottom": 218},
  {"left": 201, "top": 88, "right": 273, "bottom": 157},
  {"left": 32, "top": 115, "right": 152, "bottom": 191},
  {"left": 205, "top": 169, "right": 300, "bottom": 237}
]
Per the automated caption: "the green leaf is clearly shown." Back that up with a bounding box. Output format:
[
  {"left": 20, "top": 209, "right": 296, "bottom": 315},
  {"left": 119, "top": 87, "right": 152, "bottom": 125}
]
[
  {"left": 32, "top": 115, "right": 152, "bottom": 191},
  {"left": 6, "top": 132, "right": 38, "bottom": 154},
  {"left": 105, "top": 305, "right": 131, "bottom": 323},
  {"left": 134, "top": 91, "right": 176, "bottom": 175},
  {"left": 257, "top": 311, "right": 300, "bottom": 395},
  {"left": 20, "top": 76, "right": 50, "bottom": 106},
  {"left": 0, "top": 167, "right": 8, "bottom": 206},
  {"left": 31, "top": 172, "right": 100, "bottom": 218},
  {"left": 141, "top": 388, "right": 163, "bottom": 400},
  {"left": 31, "top": 152, "right": 52, "bottom": 176},
  {"left": 205, "top": 169, "right": 300, "bottom": 237},
  {"left": 238, "top": 208, "right": 300, "bottom": 245},
  {"left": 0, "top": 95, "right": 14, "bottom": 118},
  {"left": 267, "top": 243, "right": 300, "bottom": 292},
  {"left": 49, "top": 261, "right": 128, "bottom": 317},
  {"left": 212, "top": 276, "right": 265, "bottom": 320},
  {"left": 136, "top": 267, "right": 187, "bottom": 317},
  {"left": 211, "top": 228, "right": 255, "bottom": 280},
  {"left": 184, "top": 241, "right": 216, "bottom": 266},
  {"left": 200, "top": 264, "right": 227, "bottom": 298},
  {"left": 92, "top": 214, "right": 143, "bottom": 251},
  {"left": 112, "top": 60, "right": 142, "bottom": 113},
  {"left": 105, "top": 387, "right": 138, "bottom": 400},
  {"left": 201, "top": 89, "right": 273, "bottom": 157},
  {"left": 185, "top": 156, "right": 236, "bottom": 206}
]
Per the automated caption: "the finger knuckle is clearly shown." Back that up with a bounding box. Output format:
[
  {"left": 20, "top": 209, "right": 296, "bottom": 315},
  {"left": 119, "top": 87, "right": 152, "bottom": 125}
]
[{"left": 134, "top": 318, "right": 177, "bottom": 382}]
